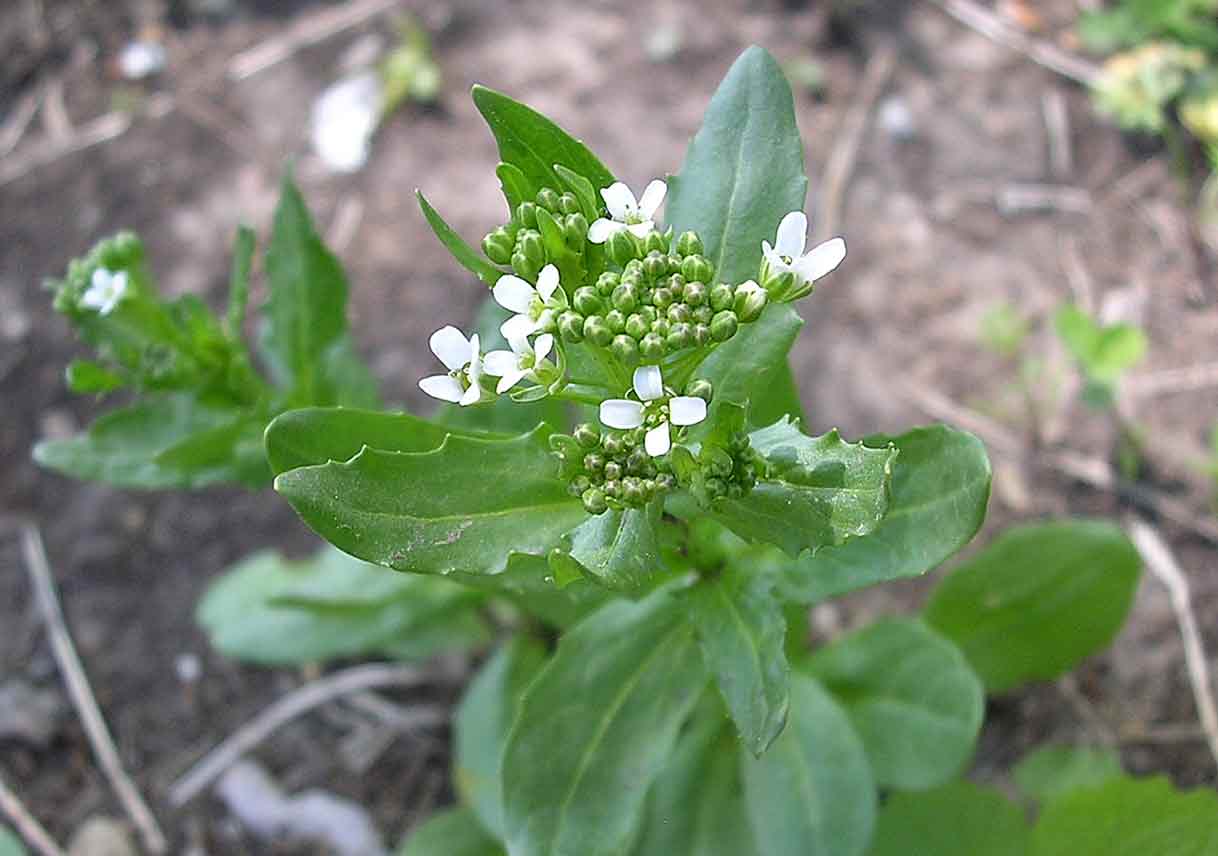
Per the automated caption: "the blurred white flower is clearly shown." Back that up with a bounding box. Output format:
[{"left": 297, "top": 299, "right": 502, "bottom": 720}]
[
  {"left": 80, "top": 269, "right": 129, "bottom": 315},
  {"left": 419, "top": 326, "right": 484, "bottom": 406},
  {"left": 310, "top": 72, "right": 382, "bottom": 173}
]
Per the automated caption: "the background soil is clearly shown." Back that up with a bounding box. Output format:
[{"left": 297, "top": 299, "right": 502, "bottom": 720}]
[{"left": 2, "top": 0, "right": 1217, "bottom": 852}]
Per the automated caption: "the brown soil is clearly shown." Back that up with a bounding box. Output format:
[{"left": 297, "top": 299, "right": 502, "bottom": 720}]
[{"left": 3, "top": 0, "right": 1216, "bottom": 851}]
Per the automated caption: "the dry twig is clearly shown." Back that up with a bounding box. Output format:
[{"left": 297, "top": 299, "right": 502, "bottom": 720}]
[
  {"left": 1042, "top": 89, "right": 1072, "bottom": 179},
  {"left": 1125, "top": 518, "right": 1218, "bottom": 770},
  {"left": 17, "top": 523, "right": 168, "bottom": 854},
  {"left": 169, "top": 662, "right": 440, "bottom": 807},
  {"left": 0, "top": 769, "right": 65, "bottom": 856}
]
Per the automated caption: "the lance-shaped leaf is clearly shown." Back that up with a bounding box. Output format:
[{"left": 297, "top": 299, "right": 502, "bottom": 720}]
[
  {"left": 225, "top": 225, "right": 255, "bottom": 339},
  {"left": 417, "top": 190, "right": 504, "bottom": 286},
  {"left": 274, "top": 429, "right": 588, "bottom": 577},
  {"left": 559, "top": 501, "right": 662, "bottom": 592},
  {"left": 714, "top": 419, "right": 896, "bottom": 557},
  {"left": 924, "top": 519, "right": 1142, "bottom": 693},
  {"left": 502, "top": 591, "right": 706, "bottom": 856},
  {"left": 867, "top": 782, "right": 1031, "bottom": 856},
  {"left": 781, "top": 425, "right": 991, "bottom": 602},
  {"left": 1013, "top": 746, "right": 1123, "bottom": 804},
  {"left": 803, "top": 618, "right": 983, "bottom": 789},
  {"left": 689, "top": 560, "right": 789, "bottom": 756},
  {"left": 741, "top": 673, "right": 875, "bottom": 856},
  {"left": 634, "top": 708, "right": 755, "bottom": 855},
  {"left": 455, "top": 639, "right": 548, "bottom": 842},
  {"left": 448, "top": 552, "right": 608, "bottom": 629},
  {"left": 471, "top": 85, "right": 615, "bottom": 199},
  {"left": 694, "top": 305, "right": 805, "bottom": 426},
  {"left": 399, "top": 806, "right": 506, "bottom": 856}
]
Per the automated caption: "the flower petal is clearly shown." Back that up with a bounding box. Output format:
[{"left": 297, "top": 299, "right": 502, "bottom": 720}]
[
  {"left": 91, "top": 268, "right": 113, "bottom": 290},
  {"left": 645, "top": 422, "right": 671, "bottom": 457},
  {"left": 493, "top": 275, "right": 536, "bottom": 314},
  {"left": 627, "top": 220, "right": 654, "bottom": 238},
  {"left": 632, "top": 365, "right": 664, "bottom": 401},
  {"left": 669, "top": 396, "right": 708, "bottom": 426},
  {"left": 429, "top": 325, "right": 472, "bottom": 371},
  {"left": 775, "top": 210, "right": 808, "bottom": 259},
  {"left": 587, "top": 218, "right": 621, "bottom": 244},
  {"left": 500, "top": 313, "right": 538, "bottom": 341},
  {"left": 600, "top": 399, "right": 645, "bottom": 430},
  {"left": 794, "top": 237, "right": 847, "bottom": 283},
  {"left": 419, "top": 374, "right": 464, "bottom": 403},
  {"left": 482, "top": 350, "right": 519, "bottom": 377},
  {"left": 761, "top": 241, "right": 789, "bottom": 274},
  {"left": 637, "top": 180, "right": 667, "bottom": 220},
  {"left": 533, "top": 333, "right": 554, "bottom": 362},
  {"left": 460, "top": 381, "right": 483, "bottom": 406},
  {"left": 497, "top": 368, "right": 526, "bottom": 393},
  {"left": 536, "top": 264, "right": 560, "bottom": 302},
  {"left": 601, "top": 182, "right": 636, "bottom": 220}
]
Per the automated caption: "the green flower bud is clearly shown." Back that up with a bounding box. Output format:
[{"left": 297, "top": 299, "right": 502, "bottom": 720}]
[
  {"left": 638, "top": 305, "right": 658, "bottom": 325},
  {"left": 643, "top": 231, "right": 669, "bottom": 255},
  {"left": 681, "top": 254, "right": 715, "bottom": 283},
  {"left": 734, "top": 282, "right": 768, "bottom": 322},
  {"left": 676, "top": 231, "right": 704, "bottom": 257},
  {"left": 517, "top": 201, "right": 539, "bottom": 228},
  {"left": 710, "top": 310, "right": 739, "bottom": 342},
  {"left": 764, "top": 270, "right": 796, "bottom": 302},
  {"left": 709, "top": 283, "right": 734, "bottom": 312},
  {"left": 727, "top": 483, "right": 745, "bottom": 499},
  {"left": 569, "top": 474, "right": 592, "bottom": 496},
  {"left": 666, "top": 273, "right": 686, "bottom": 294},
  {"left": 667, "top": 322, "right": 693, "bottom": 350},
  {"left": 693, "top": 323, "right": 711, "bottom": 346},
  {"left": 605, "top": 310, "right": 627, "bottom": 334},
  {"left": 582, "top": 487, "right": 608, "bottom": 515},
  {"left": 611, "top": 283, "right": 639, "bottom": 314},
  {"left": 650, "top": 318, "right": 671, "bottom": 338},
  {"left": 685, "top": 378, "right": 714, "bottom": 401},
  {"left": 656, "top": 472, "right": 676, "bottom": 491},
  {"left": 602, "top": 479, "right": 620, "bottom": 499},
  {"left": 667, "top": 254, "right": 684, "bottom": 274},
  {"left": 583, "top": 452, "right": 606, "bottom": 472},
  {"left": 603, "top": 461, "right": 623, "bottom": 481},
  {"left": 583, "top": 315, "right": 613, "bottom": 347},
  {"left": 607, "top": 229, "right": 640, "bottom": 266},
  {"left": 622, "top": 477, "right": 646, "bottom": 505},
  {"left": 602, "top": 432, "right": 626, "bottom": 456},
  {"left": 558, "top": 310, "right": 585, "bottom": 343},
  {"left": 643, "top": 251, "right": 669, "bottom": 280},
  {"left": 574, "top": 423, "right": 601, "bottom": 449},
  {"left": 518, "top": 229, "right": 546, "bottom": 269},
  {"left": 692, "top": 305, "right": 713, "bottom": 325},
  {"left": 667, "top": 303, "right": 692, "bottom": 325},
  {"left": 482, "top": 227, "right": 514, "bottom": 265},
  {"left": 573, "top": 286, "right": 603, "bottom": 316},
  {"left": 559, "top": 192, "right": 581, "bottom": 215},
  {"left": 563, "top": 213, "right": 589, "bottom": 248},
  {"left": 705, "top": 477, "right": 727, "bottom": 499},
  {"left": 640, "top": 333, "right": 666, "bottom": 361},
  {"left": 610, "top": 334, "right": 640, "bottom": 366},
  {"left": 625, "top": 313, "right": 648, "bottom": 340},
  {"left": 512, "top": 251, "right": 541, "bottom": 282},
  {"left": 652, "top": 287, "right": 674, "bottom": 310},
  {"left": 623, "top": 259, "right": 645, "bottom": 278},
  {"left": 683, "top": 281, "right": 707, "bottom": 307},
  {"left": 596, "top": 271, "right": 620, "bottom": 296},
  {"left": 626, "top": 447, "right": 651, "bottom": 475},
  {"left": 535, "top": 187, "right": 561, "bottom": 212}
]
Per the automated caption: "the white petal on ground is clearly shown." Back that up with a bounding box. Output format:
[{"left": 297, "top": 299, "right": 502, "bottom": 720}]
[
  {"left": 669, "top": 396, "right": 708, "bottom": 426},
  {"left": 600, "top": 182, "right": 637, "bottom": 220},
  {"left": 774, "top": 210, "right": 808, "bottom": 259},
  {"left": 632, "top": 365, "right": 664, "bottom": 401},
  {"left": 794, "top": 237, "right": 847, "bottom": 283},
  {"left": 638, "top": 180, "right": 667, "bottom": 219},
  {"left": 493, "top": 275, "right": 537, "bottom": 314},
  {"left": 645, "top": 422, "right": 671, "bottom": 456},
  {"left": 587, "top": 218, "right": 621, "bottom": 244},
  {"left": 600, "top": 399, "right": 645, "bottom": 429},
  {"left": 533, "top": 333, "right": 554, "bottom": 362},
  {"left": 310, "top": 72, "right": 381, "bottom": 173},
  {"left": 496, "top": 368, "right": 527, "bottom": 393},
  {"left": 419, "top": 375, "right": 464, "bottom": 403},
  {"left": 500, "top": 313, "right": 538, "bottom": 341},
  {"left": 429, "top": 326, "right": 471, "bottom": 371},
  {"left": 482, "top": 350, "right": 519, "bottom": 377},
  {"left": 535, "top": 265, "right": 560, "bottom": 301}
]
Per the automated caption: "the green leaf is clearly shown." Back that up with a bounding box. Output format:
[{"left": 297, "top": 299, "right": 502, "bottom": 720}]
[
  {"left": 65, "top": 359, "right": 124, "bottom": 394},
  {"left": 924, "top": 519, "right": 1142, "bottom": 693},
  {"left": 553, "top": 164, "right": 600, "bottom": 221},
  {"left": 562, "top": 502, "right": 662, "bottom": 592},
  {"left": 417, "top": 191, "right": 504, "bottom": 286},
  {"left": 689, "top": 562, "right": 789, "bottom": 756},
  {"left": 197, "top": 546, "right": 487, "bottom": 665},
  {"left": 447, "top": 552, "right": 609, "bottom": 629},
  {"left": 1054, "top": 305, "right": 1147, "bottom": 385},
  {"left": 502, "top": 590, "right": 706, "bottom": 856},
  {"left": 274, "top": 429, "right": 588, "bottom": 577},
  {"left": 265, "top": 406, "right": 503, "bottom": 475},
  {"left": 741, "top": 673, "right": 875, "bottom": 856},
  {"left": 455, "top": 639, "right": 548, "bottom": 841},
  {"left": 1014, "top": 745, "right": 1124, "bottom": 804},
  {"left": 1030, "top": 776, "right": 1218, "bottom": 856},
  {"left": 694, "top": 305, "right": 805, "bottom": 426},
  {"left": 226, "top": 225, "right": 255, "bottom": 338},
  {"left": 634, "top": 709, "right": 754, "bottom": 855},
  {"left": 0, "top": 827, "right": 25, "bottom": 856},
  {"left": 780, "top": 425, "right": 991, "bottom": 603},
  {"left": 398, "top": 807, "right": 506, "bottom": 856},
  {"left": 496, "top": 162, "right": 531, "bottom": 215},
  {"left": 803, "top": 618, "right": 983, "bottom": 789},
  {"left": 867, "top": 782, "right": 1031, "bottom": 856},
  {"left": 471, "top": 85, "right": 615, "bottom": 199},
  {"left": 714, "top": 420, "right": 897, "bottom": 556},
  {"left": 34, "top": 394, "right": 269, "bottom": 489}
]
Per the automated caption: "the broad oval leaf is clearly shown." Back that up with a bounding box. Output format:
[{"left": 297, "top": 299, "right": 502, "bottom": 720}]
[
  {"left": 455, "top": 639, "right": 547, "bottom": 841},
  {"left": 780, "top": 425, "right": 991, "bottom": 602},
  {"left": 417, "top": 190, "right": 504, "bottom": 286},
  {"left": 924, "top": 519, "right": 1142, "bottom": 693},
  {"left": 1013, "top": 745, "right": 1123, "bottom": 804},
  {"left": 1030, "top": 776, "right": 1218, "bottom": 856},
  {"left": 741, "top": 674, "right": 876, "bottom": 856},
  {"left": 562, "top": 502, "right": 662, "bottom": 592},
  {"left": 867, "top": 781, "right": 1031, "bottom": 856},
  {"left": 447, "top": 552, "right": 608, "bottom": 629},
  {"left": 274, "top": 429, "right": 588, "bottom": 577},
  {"left": 398, "top": 806, "right": 506, "bottom": 856},
  {"left": 715, "top": 420, "right": 897, "bottom": 557},
  {"left": 694, "top": 305, "right": 805, "bottom": 426},
  {"left": 502, "top": 590, "right": 707, "bottom": 856},
  {"left": 803, "top": 618, "right": 983, "bottom": 789}
]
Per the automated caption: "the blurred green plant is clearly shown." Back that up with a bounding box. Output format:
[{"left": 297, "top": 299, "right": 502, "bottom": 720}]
[
  {"left": 380, "top": 15, "right": 442, "bottom": 115},
  {"left": 1054, "top": 304, "right": 1148, "bottom": 409}
]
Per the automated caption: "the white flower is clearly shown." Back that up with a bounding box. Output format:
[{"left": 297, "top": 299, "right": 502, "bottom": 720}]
[
  {"left": 419, "top": 325, "right": 485, "bottom": 406},
  {"left": 599, "top": 365, "right": 707, "bottom": 457},
  {"left": 587, "top": 180, "right": 667, "bottom": 243},
  {"left": 761, "top": 211, "right": 847, "bottom": 290},
  {"left": 483, "top": 333, "right": 554, "bottom": 394},
  {"left": 493, "top": 264, "right": 564, "bottom": 340},
  {"left": 80, "top": 268, "right": 129, "bottom": 315}
]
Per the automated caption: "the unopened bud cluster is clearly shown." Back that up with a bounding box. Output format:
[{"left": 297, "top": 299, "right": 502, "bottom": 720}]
[
  {"left": 553, "top": 422, "right": 677, "bottom": 514},
  {"left": 686, "top": 429, "right": 764, "bottom": 503},
  {"left": 482, "top": 186, "right": 589, "bottom": 282}
]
